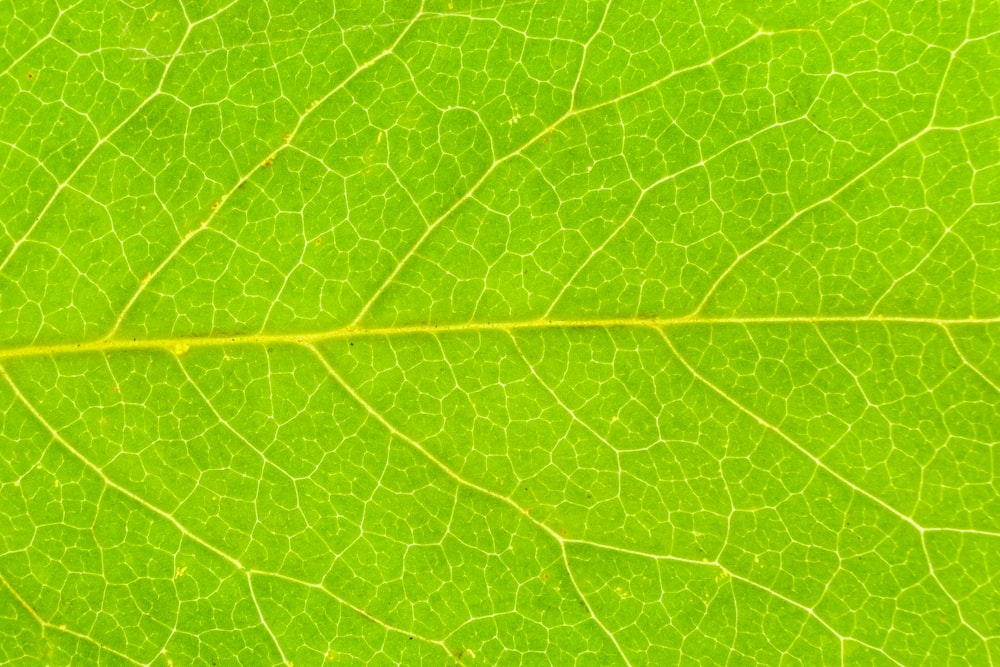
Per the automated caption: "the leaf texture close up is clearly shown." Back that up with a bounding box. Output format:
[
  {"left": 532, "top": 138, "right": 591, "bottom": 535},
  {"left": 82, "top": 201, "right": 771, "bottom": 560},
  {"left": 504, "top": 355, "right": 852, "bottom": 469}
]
[{"left": 0, "top": 0, "right": 998, "bottom": 665}]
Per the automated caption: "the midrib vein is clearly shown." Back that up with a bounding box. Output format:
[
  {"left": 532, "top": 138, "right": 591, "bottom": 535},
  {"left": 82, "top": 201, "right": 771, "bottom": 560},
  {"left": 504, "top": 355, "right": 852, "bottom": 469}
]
[{"left": 0, "top": 314, "right": 994, "bottom": 361}]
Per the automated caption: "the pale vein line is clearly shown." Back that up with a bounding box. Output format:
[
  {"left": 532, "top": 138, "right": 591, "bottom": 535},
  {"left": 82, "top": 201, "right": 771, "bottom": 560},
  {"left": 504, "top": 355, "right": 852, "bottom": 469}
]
[
  {"left": 126, "top": 18, "right": 420, "bottom": 61},
  {"left": 172, "top": 355, "right": 302, "bottom": 487},
  {"left": 567, "top": 541, "right": 907, "bottom": 667},
  {"left": 6, "top": 337, "right": 989, "bottom": 661},
  {"left": 865, "top": 210, "right": 954, "bottom": 317},
  {"left": 694, "top": 0, "right": 994, "bottom": 318},
  {"left": 348, "top": 29, "right": 776, "bottom": 326},
  {"left": 559, "top": 541, "right": 632, "bottom": 667},
  {"left": 247, "top": 572, "right": 289, "bottom": 666},
  {"left": 0, "top": 139, "right": 58, "bottom": 183},
  {"left": 0, "top": 11, "right": 992, "bottom": 662},
  {"left": 657, "top": 327, "right": 1000, "bottom": 543},
  {"left": 305, "top": 333, "right": 964, "bottom": 665},
  {"left": 0, "top": 0, "right": 244, "bottom": 276},
  {"left": 920, "top": 533, "right": 993, "bottom": 640},
  {"left": 568, "top": 0, "right": 614, "bottom": 107},
  {"left": 516, "top": 324, "right": 964, "bottom": 658},
  {"left": 0, "top": 571, "right": 145, "bottom": 666},
  {"left": 811, "top": 328, "right": 990, "bottom": 640},
  {"left": 926, "top": 526, "right": 1000, "bottom": 537},
  {"left": 248, "top": 570, "right": 454, "bottom": 659},
  {"left": 691, "top": 124, "right": 933, "bottom": 314},
  {"left": 301, "top": 343, "right": 633, "bottom": 667},
  {"left": 938, "top": 325, "right": 1000, "bottom": 395},
  {"left": 0, "top": 363, "right": 455, "bottom": 658},
  {"left": 508, "top": 332, "right": 624, "bottom": 498},
  {"left": 654, "top": 328, "right": 933, "bottom": 532},
  {"left": 105, "top": 3, "right": 427, "bottom": 338},
  {"left": 2, "top": 315, "right": 997, "bottom": 363},
  {"left": 0, "top": 365, "right": 246, "bottom": 571},
  {"left": 0, "top": 1, "right": 85, "bottom": 80},
  {"left": 543, "top": 115, "right": 824, "bottom": 317}
]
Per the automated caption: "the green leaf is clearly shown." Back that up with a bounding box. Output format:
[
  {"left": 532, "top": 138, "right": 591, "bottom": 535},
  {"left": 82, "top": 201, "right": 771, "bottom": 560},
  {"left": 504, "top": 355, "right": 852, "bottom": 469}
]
[{"left": 1, "top": 1, "right": 997, "bottom": 665}]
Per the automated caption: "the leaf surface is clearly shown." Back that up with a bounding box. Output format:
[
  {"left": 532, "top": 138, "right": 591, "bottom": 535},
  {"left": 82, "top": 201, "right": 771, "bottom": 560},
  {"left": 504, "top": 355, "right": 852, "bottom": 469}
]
[{"left": 0, "top": 1, "right": 998, "bottom": 665}]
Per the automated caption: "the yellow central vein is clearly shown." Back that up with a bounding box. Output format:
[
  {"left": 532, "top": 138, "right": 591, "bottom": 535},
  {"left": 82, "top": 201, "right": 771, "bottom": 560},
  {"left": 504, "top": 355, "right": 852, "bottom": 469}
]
[{"left": 0, "top": 315, "right": 994, "bottom": 361}]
